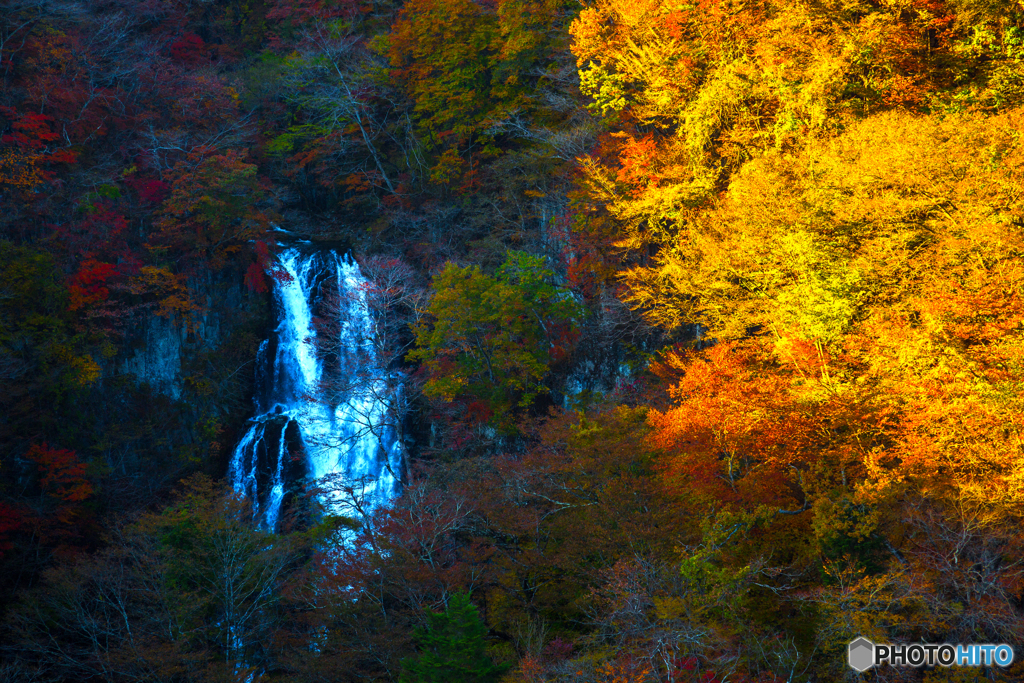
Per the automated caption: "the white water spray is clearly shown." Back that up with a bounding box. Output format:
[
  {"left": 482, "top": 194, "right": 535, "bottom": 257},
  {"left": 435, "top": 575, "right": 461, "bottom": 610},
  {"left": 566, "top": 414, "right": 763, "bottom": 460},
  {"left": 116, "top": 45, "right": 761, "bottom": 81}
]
[{"left": 229, "top": 247, "right": 403, "bottom": 530}]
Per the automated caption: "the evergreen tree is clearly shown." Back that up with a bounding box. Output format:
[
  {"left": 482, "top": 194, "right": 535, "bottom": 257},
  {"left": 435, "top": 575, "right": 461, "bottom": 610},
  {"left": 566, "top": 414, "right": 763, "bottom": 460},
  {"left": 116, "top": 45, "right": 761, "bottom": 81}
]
[{"left": 399, "top": 592, "right": 508, "bottom": 683}]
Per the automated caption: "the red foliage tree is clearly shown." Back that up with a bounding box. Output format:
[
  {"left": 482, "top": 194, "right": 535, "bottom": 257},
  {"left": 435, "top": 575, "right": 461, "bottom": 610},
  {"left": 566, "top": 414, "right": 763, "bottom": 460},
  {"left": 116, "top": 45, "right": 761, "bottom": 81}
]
[{"left": 169, "top": 32, "right": 207, "bottom": 64}]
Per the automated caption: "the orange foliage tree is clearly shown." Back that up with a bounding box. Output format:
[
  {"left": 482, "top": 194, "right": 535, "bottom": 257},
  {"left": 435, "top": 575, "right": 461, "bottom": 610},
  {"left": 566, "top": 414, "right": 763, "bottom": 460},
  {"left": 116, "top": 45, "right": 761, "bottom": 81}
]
[
  {"left": 151, "top": 149, "right": 277, "bottom": 271},
  {"left": 625, "top": 108, "right": 1024, "bottom": 667},
  {"left": 569, "top": 0, "right": 1024, "bottom": 666}
]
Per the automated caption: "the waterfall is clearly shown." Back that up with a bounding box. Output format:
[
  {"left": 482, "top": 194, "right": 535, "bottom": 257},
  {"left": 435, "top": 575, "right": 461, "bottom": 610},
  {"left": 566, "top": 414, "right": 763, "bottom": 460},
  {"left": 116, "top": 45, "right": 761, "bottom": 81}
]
[{"left": 229, "top": 247, "right": 404, "bottom": 531}]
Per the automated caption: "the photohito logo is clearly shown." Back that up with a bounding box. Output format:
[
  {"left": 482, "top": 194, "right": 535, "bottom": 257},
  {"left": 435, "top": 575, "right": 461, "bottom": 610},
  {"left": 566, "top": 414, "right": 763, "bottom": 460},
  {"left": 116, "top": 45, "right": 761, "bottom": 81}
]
[{"left": 848, "top": 638, "right": 1015, "bottom": 671}]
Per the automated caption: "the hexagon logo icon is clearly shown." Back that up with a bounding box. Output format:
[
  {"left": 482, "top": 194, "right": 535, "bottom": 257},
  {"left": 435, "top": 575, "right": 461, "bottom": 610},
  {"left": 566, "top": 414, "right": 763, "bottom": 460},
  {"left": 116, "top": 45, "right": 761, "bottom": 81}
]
[{"left": 848, "top": 637, "right": 875, "bottom": 671}]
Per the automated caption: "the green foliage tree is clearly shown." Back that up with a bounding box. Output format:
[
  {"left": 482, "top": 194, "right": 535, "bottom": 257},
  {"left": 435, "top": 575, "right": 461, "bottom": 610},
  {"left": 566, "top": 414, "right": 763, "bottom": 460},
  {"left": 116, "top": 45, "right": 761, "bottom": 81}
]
[
  {"left": 145, "top": 475, "right": 297, "bottom": 667},
  {"left": 399, "top": 592, "right": 508, "bottom": 683},
  {"left": 411, "top": 251, "right": 583, "bottom": 429},
  {"left": 386, "top": 0, "right": 502, "bottom": 147},
  {"left": 0, "top": 242, "right": 99, "bottom": 449}
]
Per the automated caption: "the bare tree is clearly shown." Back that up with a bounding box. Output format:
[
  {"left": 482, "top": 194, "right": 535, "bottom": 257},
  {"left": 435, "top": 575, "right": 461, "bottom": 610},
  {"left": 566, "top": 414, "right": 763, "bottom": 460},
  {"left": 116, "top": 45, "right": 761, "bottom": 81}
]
[
  {"left": 307, "top": 255, "right": 427, "bottom": 490},
  {"left": 285, "top": 16, "right": 427, "bottom": 198},
  {"left": 3, "top": 478, "right": 303, "bottom": 681}
]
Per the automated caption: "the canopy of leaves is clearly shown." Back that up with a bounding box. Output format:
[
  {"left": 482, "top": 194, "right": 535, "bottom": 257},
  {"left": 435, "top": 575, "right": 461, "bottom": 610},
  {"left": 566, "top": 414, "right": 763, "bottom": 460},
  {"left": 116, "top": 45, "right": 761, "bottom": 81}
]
[
  {"left": 412, "top": 251, "right": 584, "bottom": 429},
  {"left": 399, "top": 592, "right": 508, "bottom": 683},
  {"left": 1, "top": 0, "right": 1023, "bottom": 680}
]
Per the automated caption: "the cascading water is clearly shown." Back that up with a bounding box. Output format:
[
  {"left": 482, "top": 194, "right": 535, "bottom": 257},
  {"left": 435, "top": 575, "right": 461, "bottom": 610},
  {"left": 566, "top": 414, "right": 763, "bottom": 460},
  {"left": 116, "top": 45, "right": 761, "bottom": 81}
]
[{"left": 229, "top": 246, "right": 404, "bottom": 531}]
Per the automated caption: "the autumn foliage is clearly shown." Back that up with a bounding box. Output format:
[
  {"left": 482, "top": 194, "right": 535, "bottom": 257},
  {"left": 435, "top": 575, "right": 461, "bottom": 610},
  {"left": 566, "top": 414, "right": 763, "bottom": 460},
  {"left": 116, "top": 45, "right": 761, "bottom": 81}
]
[{"left": 2, "top": 0, "right": 1024, "bottom": 681}]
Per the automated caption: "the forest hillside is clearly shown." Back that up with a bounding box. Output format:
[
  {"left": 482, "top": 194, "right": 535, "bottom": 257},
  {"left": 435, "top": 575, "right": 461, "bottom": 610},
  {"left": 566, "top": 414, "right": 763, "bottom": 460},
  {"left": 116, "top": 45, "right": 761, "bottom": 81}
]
[{"left": 1, "top": 0, "right": 1023, "bottom": 681}]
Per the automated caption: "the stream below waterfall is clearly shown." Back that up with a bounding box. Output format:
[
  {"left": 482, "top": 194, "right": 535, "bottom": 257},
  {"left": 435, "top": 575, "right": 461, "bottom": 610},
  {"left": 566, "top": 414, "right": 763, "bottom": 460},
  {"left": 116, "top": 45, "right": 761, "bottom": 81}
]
[{"left": 228, "top": 246, "right": 404, "bottom": 531}]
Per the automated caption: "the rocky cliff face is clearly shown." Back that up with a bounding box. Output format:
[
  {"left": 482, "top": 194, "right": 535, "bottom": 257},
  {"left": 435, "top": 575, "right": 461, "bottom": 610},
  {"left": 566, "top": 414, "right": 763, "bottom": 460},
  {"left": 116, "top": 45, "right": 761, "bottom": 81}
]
[
  {"left": 117, "top": 272, "right": 261, "bottom": 399},
  {"left": 120, "top": 313, "right": 186, "bottom": 398}
]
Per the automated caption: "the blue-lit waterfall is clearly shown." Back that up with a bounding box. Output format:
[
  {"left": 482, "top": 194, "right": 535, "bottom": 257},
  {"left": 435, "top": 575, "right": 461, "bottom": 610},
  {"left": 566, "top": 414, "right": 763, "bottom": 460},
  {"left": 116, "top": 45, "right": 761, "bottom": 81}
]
[{"left": 229, "top": 247, "right": 404, "bottom": 531}]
